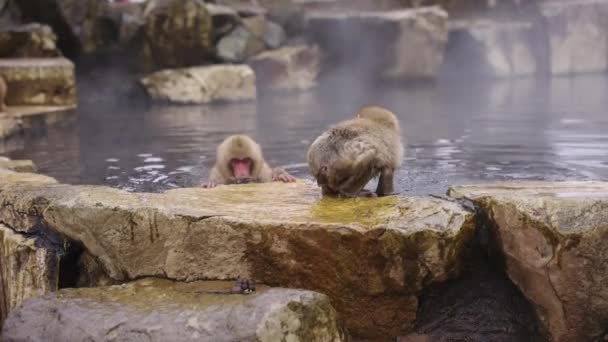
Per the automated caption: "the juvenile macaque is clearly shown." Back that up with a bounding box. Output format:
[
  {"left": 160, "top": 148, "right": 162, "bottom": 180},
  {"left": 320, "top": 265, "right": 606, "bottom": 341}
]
[
  {"left": 0, "top": 76, "right": 7, "bottom": 112},
  {"left": 307, "top": 105, "right": 404, "bottom": 198},
  {"left": 204, "top": 134, "right": 297, "bottom": 188}
]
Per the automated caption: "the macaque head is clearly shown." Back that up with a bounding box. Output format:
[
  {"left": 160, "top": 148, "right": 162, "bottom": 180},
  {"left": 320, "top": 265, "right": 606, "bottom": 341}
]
[
  {"left": 216, "top": 134, "right": 264, "bottom": 180},
  {"left": 357, "top": 106, "right": 400, "bottom": 132}
]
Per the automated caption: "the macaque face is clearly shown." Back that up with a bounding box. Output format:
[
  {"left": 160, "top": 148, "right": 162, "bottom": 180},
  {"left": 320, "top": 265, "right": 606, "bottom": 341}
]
[{"left": 230, "top": 157, "right": 253, "bottom": 179}]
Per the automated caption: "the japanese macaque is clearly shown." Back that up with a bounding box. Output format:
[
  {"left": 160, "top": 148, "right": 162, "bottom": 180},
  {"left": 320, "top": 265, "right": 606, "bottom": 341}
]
[
  {"left": 0, "top": 76, "right": 7, "bottom": 112},
  {"left": 204, "top": 134, "right": 297, "bottom": 188},
  {"left": 307, "top": 105, "right": 404, "bottom": 198}
]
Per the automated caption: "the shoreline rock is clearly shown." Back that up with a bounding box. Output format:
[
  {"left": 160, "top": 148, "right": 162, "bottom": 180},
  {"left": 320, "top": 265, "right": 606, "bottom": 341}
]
[
  {"left": 449, "top": 181, "right": 608, "bottom": 342},
  {"left": 2, "top": 278, "right": 347, "bottom": 342},
  {"left": 0, "top": 180, "right": 475, "bottom": 339}
]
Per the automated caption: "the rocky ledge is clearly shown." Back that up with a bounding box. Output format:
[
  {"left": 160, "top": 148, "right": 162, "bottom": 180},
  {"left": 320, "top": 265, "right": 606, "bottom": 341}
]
[
  {"left": 2, "top": 278, "right": 345, "bottom": 342},
  {"left": 0, "top": 179, "right": 474, "bottom": 340},
  {"left": 449, "top": 181, "right": 608, "bottom": 342}
]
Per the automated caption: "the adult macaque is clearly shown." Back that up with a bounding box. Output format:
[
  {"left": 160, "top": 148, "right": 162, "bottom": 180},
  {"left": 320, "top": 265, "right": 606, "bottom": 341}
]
[
  {"left": 307, "top": 105, "right": 404, "bottom": 198},
  {"left": 204, "top": 134, "right": 297, "bottom": 188},
  {"left": 0, "top": 76, "right": 7, "bottom": 112}
]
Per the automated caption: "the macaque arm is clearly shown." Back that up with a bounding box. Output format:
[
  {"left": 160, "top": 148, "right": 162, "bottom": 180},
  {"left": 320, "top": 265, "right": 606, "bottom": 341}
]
[
  {"left": 375, "top": 168, "right": 394, "bottom": 196},
  {"left": 203, "top": 166, "right": 224, "bottom": 188},
  {"left": 271, "top": 167, "right": 297, "bottom": 183}
]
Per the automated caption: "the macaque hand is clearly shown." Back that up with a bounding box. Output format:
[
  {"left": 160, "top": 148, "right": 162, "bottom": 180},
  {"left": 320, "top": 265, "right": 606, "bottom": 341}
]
[
  {"left": 203, "top": 181, "right": 217, "bottom": 188},
  {"left": 271, "top": 168, "right": 297, "bottom": 183}
]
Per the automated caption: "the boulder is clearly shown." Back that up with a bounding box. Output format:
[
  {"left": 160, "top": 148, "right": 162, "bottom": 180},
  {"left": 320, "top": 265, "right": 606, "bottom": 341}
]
[
  {"left": 0, "top": 181, "right": 475, "bottom": 339},
  {"left": 206, "top": 3, "right": 241, "bottom": 38},
  {"left": 0, "top": 58, "right": 76, "bottom": 106},
  {"left": 249, "top": 44, "right": 321, "bottom": 91},
  {"left": 217, "top": 16, "right": 286, "bottom": 62},
  {"left": 449, "top": 181, "right": 608, "bottom": 342},
  {"left": 443, "top": 20, "right": 542, "bottom": 78},
  {"left": 140, "top": 64, "right": 256, "bottom": 104},
  {"left": 0, "top": 113, "right": 20, "bottom": 140},
  {"left": 540, "top": 0, "right": 608, "bottom": 75},
  {"left": 305, "top": 7, "right": 448, "bottom": 80},
  {"left": 142, "top": 0, "right": 214, "bottom": 70},
  {"left": 0, "top": 157, "right": 37, "bottom": 173},
  {"left": 2, "top": 278, "right": 346, "bottom": 342},
  {"left": 0, "top": 23, "right": 61, "bottom": 58},
  {"left": 16, "top": 0, "right": 115, "bottom": 56},
  {"left": 0, "top": 168, "right": 57, "bottom": 187},
  {"left": 0, "top": 223, "right": 62, "bottom": 324}
]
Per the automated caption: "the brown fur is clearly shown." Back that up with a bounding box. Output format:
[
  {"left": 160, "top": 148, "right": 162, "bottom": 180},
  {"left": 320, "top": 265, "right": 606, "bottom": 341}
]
[
  {"left": 205, "top": 134, "right": 296, "bottom": 187},
  {"left": 307, "top": 105, "right": 404, "bottom": 197}
]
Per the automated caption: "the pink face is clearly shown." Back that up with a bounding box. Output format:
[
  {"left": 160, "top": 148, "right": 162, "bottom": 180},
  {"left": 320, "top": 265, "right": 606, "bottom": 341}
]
[{"left": 230, "top": 158, "right": 253, "bottom": 179}]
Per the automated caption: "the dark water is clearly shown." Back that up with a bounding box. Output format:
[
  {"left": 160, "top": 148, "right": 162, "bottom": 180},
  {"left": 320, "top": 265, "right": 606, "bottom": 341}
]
[{"left": 7, "top": 73, "right": 608, "bottom": 195}]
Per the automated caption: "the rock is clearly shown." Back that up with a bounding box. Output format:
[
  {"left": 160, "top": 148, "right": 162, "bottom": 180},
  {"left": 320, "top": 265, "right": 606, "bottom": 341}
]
[
  {"left": 217, "top": 16, "right": 268, "bottom": 62},
  {"left": 443, "top": 20, "right": 542, "bottom": 78},
  {"left": 0, "top": 113, "right": 20, "bottom": 140},
  {"left": 263, "top": 20, "right": 287, "bottom": 49},
  {"left": 140, "top": 64, "right": 256, "bottom": 104},
  {"left": 107, "top": 1, "right": 146, "bottom": 46},
  {"left": 540, "top": 0, "right": 608, "bottom": 75},
  {"left": 0, "top": 24, "right": 61, "bottom": 58},
  {"left": 0, "top": 168, "right": 58, "bottom": 186},
  {"left": 16, "top": 0, "right": 117, "bottom": 56},
  {"left": 206, "top": 3, "right": 241, "bottom": 38},
  {"left": 249, "top": 44, "right": 321, "bottom": 91},
  {"left": 0, "top": 58, "right": 76, "bottom": 106},
  {"left": 2, "top": 278, "right": 347, "bottom": 342},
  {"left": 306, "top": 7, "right": 448, "bottom": 80},
  {"left": 142, "top": 0, "right": 214, "bottom": 69},
  {"left": 0, "top": 158, "right": 37, "bottom": 172},
  {"left": 0, "top": 181, "right": 475, "bottom": 339},
  {"left": 0, "top": 223, "right": 62, "bottom": 324},
  {"left": 448, "top": 181, "right": 608, "bottom": 342}
]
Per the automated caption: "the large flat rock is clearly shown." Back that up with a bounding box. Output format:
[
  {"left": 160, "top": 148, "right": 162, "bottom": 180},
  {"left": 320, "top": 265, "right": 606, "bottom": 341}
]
[
  {"left": 0, "top": 181, "right": 474, "bottom": 339},
  {"left": 0, "top": 58, "right": 76, "bottom": 106},
  {"left": 449, "top": 181, "right": 608, "bottom": 342},
  {"left": 2, "top": 278, "right": 346, "bottom": 342}
]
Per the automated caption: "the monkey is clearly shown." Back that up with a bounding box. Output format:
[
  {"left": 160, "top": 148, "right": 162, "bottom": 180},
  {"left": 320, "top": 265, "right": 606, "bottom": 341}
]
[
  {"left": 0, "top": 76, "right": 7, "bottom": 112},
  {"left": 307, "top": 105, "right": 404, "bottom": 198},
  {"left": 204, "top": 134, "right": 297, "bottom": 188}
]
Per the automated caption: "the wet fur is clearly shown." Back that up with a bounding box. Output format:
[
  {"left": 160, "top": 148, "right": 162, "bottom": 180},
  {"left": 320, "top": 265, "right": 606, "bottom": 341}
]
[{"left": 307, "top": 106, "right": 404, "bottom": 197}]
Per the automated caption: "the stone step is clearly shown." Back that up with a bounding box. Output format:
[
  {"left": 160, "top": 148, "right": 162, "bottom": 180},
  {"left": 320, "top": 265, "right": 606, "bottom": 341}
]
[
  {"left": 2, "top": 278, "right": 346, "bottom": 342},
  {"left": 0, "top": 58, "right": 76, "bottom": 106}
]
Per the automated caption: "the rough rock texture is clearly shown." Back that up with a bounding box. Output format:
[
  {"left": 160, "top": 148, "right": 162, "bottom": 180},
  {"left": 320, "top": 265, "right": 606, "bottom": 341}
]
[
  {"left": 142, "top": 0, "right": 214, "bottom": 70},
  {"left": 0, "top": 23, "right": 61, "bottom": 58},
  {"left": 217, "top": 16, "right": 286, "bottom": 62},
  {"left": 0, "top": 168, "right": 57, "bottom": 187},
  {"left": 250, "top": 44, "right": 321, "bottom": 91},
  {"left": 0, "top": 58, "right": 76, "bottom": 106},
  {"left": 306, "top": 7, "right": 448, "bottom": 80},
  {"left": 2, "top": 278, "right": 346, "bottom": 342},
  {"left": 0, "top": 224, "right": 61, "bottom": 324},
  {"left": 0, "top": 181, "right": 475, "bottom": 339},
  {"left": 0, "top": 113, "right": 20, "bottom": 140},
  {"left": 140, "top": 65, "right": 256, "bottom": 104},
  {"left": 443, "top": 20, "right": 542, "bottom": 78},
  {"left": 540, "top": 0, "right": 608, "bottom": 75},
  {"left": 0, "top": 157, "right": 37, "bottom": 173},
  {"left": 449, "top": 181, "right": 608, "bottom": 342}
]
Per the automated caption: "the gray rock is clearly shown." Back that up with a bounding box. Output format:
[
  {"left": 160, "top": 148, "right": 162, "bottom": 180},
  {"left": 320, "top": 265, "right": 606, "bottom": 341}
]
[
  {"left": 0, "top": 181, "right": 475, "bottom": 339},
  {"left": 306, "top": 7, "right": 448, "bottom": 80},
  {"left": 449, "top": 181, "right": 608, "bottom": 342},
  {"left": 0, "top": 58, "right": 76, "bottom": 106},
  {"left": 263, "top": 20, "right": 287, "bottom": 49},
  {"left": 0, "top": 23, "right": 61, "bottom": 58},
  {"left": 540, "top": 0, "right": 608, "bottom": 75},
  {"left": 216, "top": 16, "right": 269, "bottom": 62},
  {"left": 140, "top": 64, "right": 256, "bottom": 104},
  {"left": 444, "top": 20, "right": 541, "bottom": 78},
  {"left": 0, "top": 158, "right": 37, "bottom": 172},
  {"left": 249, "top": 44, "right": 321, "bottom": 91},
  {"left": 2, "top": 278, "right": 347, "bottom": 342}
]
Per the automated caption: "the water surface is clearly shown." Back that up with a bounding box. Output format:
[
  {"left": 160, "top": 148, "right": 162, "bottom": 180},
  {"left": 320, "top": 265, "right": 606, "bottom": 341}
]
[{"left": 7, "top": 74, "right": 608, "bottom": 195}]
